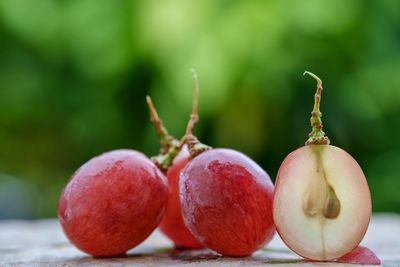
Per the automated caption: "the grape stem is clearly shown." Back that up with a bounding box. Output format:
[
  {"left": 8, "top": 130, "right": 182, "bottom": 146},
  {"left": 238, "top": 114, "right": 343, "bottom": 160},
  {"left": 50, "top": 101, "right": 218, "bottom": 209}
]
[
  {"left": 146, "top": 69, "right": 210, "bottom": 171},
  {"left": 146, "top": 96, "right": 175, "bottom": 154},
  {"left": 146, "top": 96, "right": 180, "bottom": 172},
  {"left": 304, "top": 71, "right": 330, "bottom": 145},
  {"left": 180, "top": 68, "right": 211, "bottom": 158},
  {"left": 185, "top": 69, "right": 199, "bottom": 139}
]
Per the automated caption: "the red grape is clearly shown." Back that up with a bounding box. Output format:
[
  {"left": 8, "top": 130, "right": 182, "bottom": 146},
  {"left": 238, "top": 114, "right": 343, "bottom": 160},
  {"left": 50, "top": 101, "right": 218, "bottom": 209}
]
[
  {"left": 58, "top": 149, "right": 168, "bottom": 257},
  {"left": 180, "top": 148, "right": 275, "bottom": 256},
  {"left": 146, "top": 96, "right": 202, "bottom": 248},
  {"left": 158, "top": 148, "right": 203, "bottom": 248}
]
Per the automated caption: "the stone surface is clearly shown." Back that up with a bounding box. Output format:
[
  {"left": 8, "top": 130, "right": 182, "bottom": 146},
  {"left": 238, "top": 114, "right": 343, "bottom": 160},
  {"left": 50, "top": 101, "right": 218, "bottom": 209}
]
[{"left": 0, "top": 214, "right": 399, "bottom": 266}]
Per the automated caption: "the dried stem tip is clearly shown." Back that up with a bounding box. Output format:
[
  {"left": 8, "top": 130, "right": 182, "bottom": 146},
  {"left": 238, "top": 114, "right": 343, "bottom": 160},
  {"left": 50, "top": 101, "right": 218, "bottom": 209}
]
[
  {"left": 186, "top": 68, "right": 199, "bottom": 136},
  {"left": 303, "top": 71, "right": 330, "bottom": 145},
  {"left": 146, "top": 95, "right": 174, "bottom": 153}
]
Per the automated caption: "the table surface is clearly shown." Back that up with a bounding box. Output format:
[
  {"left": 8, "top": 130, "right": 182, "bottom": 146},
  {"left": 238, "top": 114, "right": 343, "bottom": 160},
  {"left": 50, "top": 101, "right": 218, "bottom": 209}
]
[{"left": 0, "top": 214, "right": 399, "bottom": 267}]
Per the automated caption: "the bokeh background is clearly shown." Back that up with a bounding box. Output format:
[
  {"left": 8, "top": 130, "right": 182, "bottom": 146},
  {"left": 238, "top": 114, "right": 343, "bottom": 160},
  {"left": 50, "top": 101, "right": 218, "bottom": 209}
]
[{"left": 0, "top": 0, "right": 399, "bottom": 219}]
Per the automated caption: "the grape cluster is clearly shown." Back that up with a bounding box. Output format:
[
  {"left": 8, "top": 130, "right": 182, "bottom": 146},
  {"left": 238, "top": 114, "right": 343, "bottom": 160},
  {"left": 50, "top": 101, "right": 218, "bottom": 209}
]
[{"left": 57, "top": 71, "right": 378, "bottom": 264}]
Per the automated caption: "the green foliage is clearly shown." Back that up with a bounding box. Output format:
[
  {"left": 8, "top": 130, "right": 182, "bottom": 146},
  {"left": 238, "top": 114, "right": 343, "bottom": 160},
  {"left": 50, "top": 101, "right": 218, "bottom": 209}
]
[{"left": 0, "top": 0, "right": 399, "bottom": 218}]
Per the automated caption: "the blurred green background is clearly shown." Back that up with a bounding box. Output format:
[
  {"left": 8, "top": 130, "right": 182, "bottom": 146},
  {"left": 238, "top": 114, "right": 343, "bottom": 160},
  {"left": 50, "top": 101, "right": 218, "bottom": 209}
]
[{"left": 0, "top": 0, "right": 399, "bottom": 219}]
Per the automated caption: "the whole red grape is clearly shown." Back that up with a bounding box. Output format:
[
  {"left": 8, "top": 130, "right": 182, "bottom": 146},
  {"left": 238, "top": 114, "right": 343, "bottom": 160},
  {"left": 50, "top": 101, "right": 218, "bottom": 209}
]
[
  {"left": 180, "top": 148, "right": 275, "bottom": 257},
  {"left": 158, "top": 147, "right": 203, "bottom": 248},
  {"left": 58, "top": 149, "right": 168, "bottom": 257}
]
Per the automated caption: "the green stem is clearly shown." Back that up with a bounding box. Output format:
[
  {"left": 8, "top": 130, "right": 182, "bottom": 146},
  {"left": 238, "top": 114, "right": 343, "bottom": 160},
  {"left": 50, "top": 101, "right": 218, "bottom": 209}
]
[
  {"left": 146, "top": 95, "right": 181, "bottom": 172},
  {"left": 151, "top": 145, "right": 180, "bottom": 172},
  {"left": 303, "top": 71, "right": 330, "bottom": 145}
]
